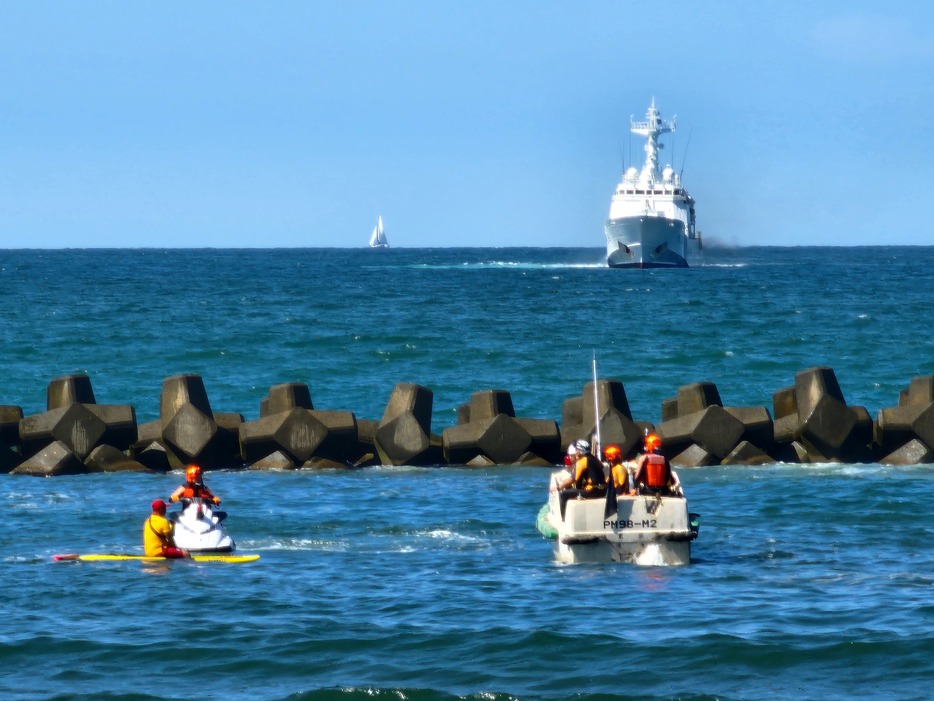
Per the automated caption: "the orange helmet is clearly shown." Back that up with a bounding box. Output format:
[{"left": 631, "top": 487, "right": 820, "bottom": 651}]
[
  {"left": 644, "top": 434, "right": 662, "bottom": 452},
  {"left": 604, "top": 445, "right": 621, "bottom": 462},
  {"left": 186, "top": 465, "right": 202, "bottom": 483}
]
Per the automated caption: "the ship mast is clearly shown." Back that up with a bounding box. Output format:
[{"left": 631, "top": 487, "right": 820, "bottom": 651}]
[{"left": 630, "top": 98, "right": 676, "bottom": 185}]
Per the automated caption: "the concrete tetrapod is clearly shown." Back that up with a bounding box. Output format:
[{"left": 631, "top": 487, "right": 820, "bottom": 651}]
[
  {"left": 260, "top": 382, "right": 314, "bottom": 418},
  {"left": 562, "top": 379, "right": 638, "bottom": 456},
  {"left": 445, "top": 390, "right": 560, "bottom": 465},
  {"left": 20, "top": 403, "right": 137, "bottom": 461},
  {"left": 12, "top": 440, "right": 86, "bottom": 476},
  {"left": 46, "top": 374, "right": 96, "bottom": 410},
  {"left": 375, "top": 383, "right": 438, "bottom": 466},
  {"left": 880, "top": 438, "right": 933, "bottom": 466},
  {"left": 240, "top": 407, "right": 359, "bottom": 467},
  {"left": 0, "top": 406, "right": 23, "bottom": 451},
  {"left": 159, "top": 374, "right": 222, "bottom": 469},
  {"left": 84, "top": 444, "right": 154, "bottom": 473},
  {"left": 793, "top": 367, "right": 874, "bottom": 462},
  {"left": 874, "top": 376, "right": 934, "bottom": 462},
  {"left": 658, "top": 405, "right": 746, "bottom": 462}
]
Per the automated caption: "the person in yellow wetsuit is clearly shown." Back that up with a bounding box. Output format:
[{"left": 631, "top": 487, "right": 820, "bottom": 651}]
[
  {"left": 553, "top": 440, "right": 607, "bottom": 495},
  {"left": 143, "top": 499, "right": 188, "bottom": 558},
  {"left": 603, "top": 444, "right": 631, "bottom": 496}
]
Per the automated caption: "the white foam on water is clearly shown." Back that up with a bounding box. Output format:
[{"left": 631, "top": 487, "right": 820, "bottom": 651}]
[
  {"left": 418, "top": 528, "right": 486, "bottom": 546},
  {"left": 633, "top": 543, "right": 669, "bottom": 567},
  {"left": 410, "top": 260, "right": 606, "bottom": 271},
  {"left": 260, "top": 538, "right": 349, "bottom": 551}
]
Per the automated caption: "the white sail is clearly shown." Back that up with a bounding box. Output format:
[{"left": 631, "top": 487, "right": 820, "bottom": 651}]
[{"left": 369, "top": 215, "right": 389, "bottom": 248}]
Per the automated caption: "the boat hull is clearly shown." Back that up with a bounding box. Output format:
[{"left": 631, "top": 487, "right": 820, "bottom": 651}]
[
  {"left": 539, "top": 473, "right": 698, "bottom": 565},
  {"left": 605, "top": 216, "right": 688, "bottom": 269}
]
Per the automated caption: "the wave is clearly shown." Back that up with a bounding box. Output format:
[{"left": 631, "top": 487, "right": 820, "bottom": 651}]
[{"left": 408, "top": 261, "right": 606, "bottom": 270}]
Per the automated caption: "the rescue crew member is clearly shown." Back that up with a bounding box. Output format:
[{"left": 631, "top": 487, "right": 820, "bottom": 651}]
[
  {"left": 553, "top": 439, "right": 607, "bottom": 495},
  {"left": 143, "top": 499, "right": 188, "bottom": 558},
  {"left": 603, "top": 444, "right": 631, "bottom": 496},
  {"left": 170, "top": 465, "right": 222, "bottom": 506},
  {"left": 551, "top": 445, "right": 578, "bottom": 492},
  {"left": 632, "top": 434, "right": 682, "bottom": 497}
]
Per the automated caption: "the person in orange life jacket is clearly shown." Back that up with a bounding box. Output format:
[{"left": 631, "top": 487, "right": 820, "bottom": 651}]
[
  {"left": 632, "top": 434, "right": 682, "bottom": 496},
  {"left": 170, "top": 465, "right": 221, "bottom": 506},
  {"left": 553, "top": 439, "right": 607, "bottom": 494},
  {"left": 143, "top": 499, "right": 188, "bottom": 558},
  {"left": 603, "top": 444, "right": 631, "bottom": 496}
]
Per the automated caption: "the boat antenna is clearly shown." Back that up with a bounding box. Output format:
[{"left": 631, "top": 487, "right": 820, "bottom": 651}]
[
  {"left": 592, "top": 352, "right": 601, "bottom": 459},
  {"left": 618, "top": 140, "right": 625, "bottom": 173},
  {"left": 679, "top": 130, "right": 692, "bottom": 179},
  {"left": 628, "top": 118, "right": 633, "bottom": 172}
]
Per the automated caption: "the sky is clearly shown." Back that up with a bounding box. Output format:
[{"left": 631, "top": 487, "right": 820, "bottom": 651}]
[{"left": 1, "top": 1, "right": 932, "bottom": 248}]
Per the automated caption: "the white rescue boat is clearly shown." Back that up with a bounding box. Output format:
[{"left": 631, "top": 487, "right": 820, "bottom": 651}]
[{"left": 537, "top": 472, "right": 699, "bottom": 565}]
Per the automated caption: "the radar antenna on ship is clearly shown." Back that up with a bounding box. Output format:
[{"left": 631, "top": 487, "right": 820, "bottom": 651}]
[{"left": 630, "top": 97, "right": 676, "bottom": 184}]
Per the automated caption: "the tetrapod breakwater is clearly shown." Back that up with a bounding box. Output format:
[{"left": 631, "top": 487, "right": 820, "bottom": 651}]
[{"left": 3, "top": 366, "right": 932, "bottom": 477}]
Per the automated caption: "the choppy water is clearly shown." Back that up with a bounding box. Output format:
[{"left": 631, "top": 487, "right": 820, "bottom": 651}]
[{"left": 2, "top": 247, "right": 934, "bottom": 700}]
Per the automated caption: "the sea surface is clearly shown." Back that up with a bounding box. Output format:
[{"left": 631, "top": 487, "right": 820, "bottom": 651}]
[{"left": 2, "top": 246, "right": 933, "bottom": 700}]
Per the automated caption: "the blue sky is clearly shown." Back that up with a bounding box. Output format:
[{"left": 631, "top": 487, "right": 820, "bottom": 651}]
[{"left": 1, "top": 1, "right": 932, "bottom": 248}]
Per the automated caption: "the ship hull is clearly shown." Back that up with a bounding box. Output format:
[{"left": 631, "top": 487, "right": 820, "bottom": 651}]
[{"left": 605, "top": 216, "right": 689, "bottom": 269}]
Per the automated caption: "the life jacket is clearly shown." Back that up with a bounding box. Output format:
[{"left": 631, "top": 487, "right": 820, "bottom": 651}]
[
  {"left": 143, "top": 514, "right": 173, "bottom": 557},
  {"left": 179, "top": 483, "right": 215, "bottom": 501},
  {"left": 645, "top": 453, "right": 669, "bottom": 488},
  {"left": 574, "top": 455, "right": 607, "bottom": 491},
  {"left": 610, "top": 463, "right": 629, "bottom": 492}
]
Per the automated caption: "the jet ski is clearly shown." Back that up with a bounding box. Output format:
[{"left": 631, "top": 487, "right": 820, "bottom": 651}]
[{"left": 169, "top": 498, "right": 235, "bottom": 553}]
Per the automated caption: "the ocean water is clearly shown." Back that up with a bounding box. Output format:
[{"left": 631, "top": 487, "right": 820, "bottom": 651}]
[{"left": 2, "top": 246, "right": 934, "bottom": 700}]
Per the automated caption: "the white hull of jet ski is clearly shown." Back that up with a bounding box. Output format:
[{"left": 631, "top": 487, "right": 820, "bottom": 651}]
[{"left": 169, "top": 500, "right": 235, "bottom": 553}]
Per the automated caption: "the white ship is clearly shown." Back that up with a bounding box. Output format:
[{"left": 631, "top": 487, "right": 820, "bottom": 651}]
[
  {"left": 369, "top": 215, "right": 389, "bottom": 248},
  {"left": 605, "top": 99, "right": 701, "bottom": 268}
]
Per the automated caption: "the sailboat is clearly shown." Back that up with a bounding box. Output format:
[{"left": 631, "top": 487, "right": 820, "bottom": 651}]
[{"left": 369, "top": 216, "right": 389, "bottom": 248}]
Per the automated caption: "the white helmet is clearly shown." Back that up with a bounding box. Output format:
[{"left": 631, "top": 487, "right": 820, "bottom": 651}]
[{"left": 574, "top": 439, "right": 590, "bottom": 454}]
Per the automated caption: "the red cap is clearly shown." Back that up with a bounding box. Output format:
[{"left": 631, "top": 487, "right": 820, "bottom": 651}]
[{"left": 151, "top": 499, "right": 166, "bottom": 512}]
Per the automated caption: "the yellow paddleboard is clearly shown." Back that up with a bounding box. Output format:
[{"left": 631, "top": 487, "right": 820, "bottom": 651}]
[{"left": 54, "top": 553, "right": 260, "bottom": 564}]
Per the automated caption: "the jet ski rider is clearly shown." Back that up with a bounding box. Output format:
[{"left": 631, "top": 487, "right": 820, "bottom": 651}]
[
  {"left": 143, "top": 499, "right": 188, "bottom": 558},
  {"left": 170, "top": 465, "right": 222, "bottom": 507}
]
